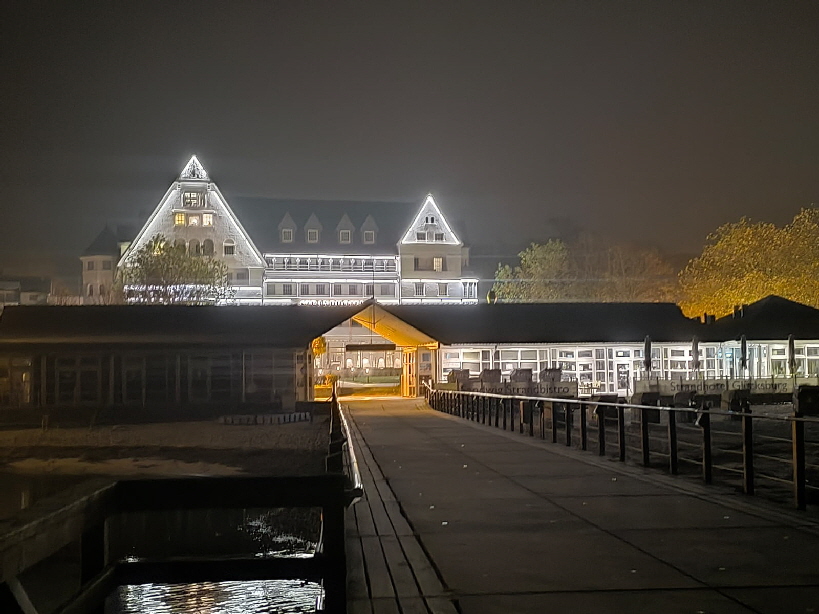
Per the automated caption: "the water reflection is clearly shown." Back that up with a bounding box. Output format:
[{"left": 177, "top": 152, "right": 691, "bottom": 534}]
[
  {"left": 0, "top": 473, "right": 90, "bottom": 521},
  {"left": 109, "top": 580, "right": 323, "bottom": 613}
]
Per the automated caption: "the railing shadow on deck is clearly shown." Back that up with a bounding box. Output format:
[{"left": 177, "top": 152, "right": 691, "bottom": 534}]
[
  {"left": 0, "top": 394, "right": 362, "bottom": 614},
  {"left": 424, "top": 382, "right": 819, "bottom": 512}
]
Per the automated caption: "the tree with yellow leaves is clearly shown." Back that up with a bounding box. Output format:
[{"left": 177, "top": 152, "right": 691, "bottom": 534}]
[{"left": 679, "top": 209, "right": 819, "bottom": 317}]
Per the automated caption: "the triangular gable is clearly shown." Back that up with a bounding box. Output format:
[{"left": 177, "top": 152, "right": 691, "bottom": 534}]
[
  {"left": 304, "top": 213, "right": 323, "bottom": 231},
  {"left": 352, "top": 303, "right": 439, "bottom": 348},
  {"left": 278, "top": 212, "right": 296, "bottom": 230},
  {"left": 400, "top": 194, "right": 461, "bottom": 245},
  {"left": 119, "top": 156, "right": 265, "bottom": 269},
  {"left": 335, "top": 213, "right": 356, "bottom": 231}
]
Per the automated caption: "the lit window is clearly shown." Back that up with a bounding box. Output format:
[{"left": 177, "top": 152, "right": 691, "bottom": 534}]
[
  {"left": 223, "top": 240, "right": 235, "bottom": 256},
  {"left": 434, "top": 232, "right": 445, "bottom": 241},
  {"left": 438, "top": 283, "right": 448, "bottom": 296},
  {"left": 339, "top": 230, "right": 351, "bottom": 244},
  {"left": 174, "top": 212, "right": 186, "bottom": 226},
  {"left": 433, "top": 257, "right": 443, "bottom": 272},
  {"left": 415, "top": 282, "right": 425, "bottom": 296},
  {"left": 416, "top": 232, "right": 425, "bottom": 241},
  {"left": 202, "top": 213, "right": 213, "bottom": 227},
  {"left": 307, "top": 229, "right": 319, "bottom": 243},
  {"left": 183, "top": 191, "right": 203, "bottom": 207},
  {"left": 363, "top": 230, "right": 375, "bottom": 244},
  {"left": 282, "top": 228, "right": 293, "bottom": 243},
  {"left": 188, "top": 215, "right": 200, "bottom": 226},
  {"left": 87, "top": 261, "right": 95, "bottom": 271}
]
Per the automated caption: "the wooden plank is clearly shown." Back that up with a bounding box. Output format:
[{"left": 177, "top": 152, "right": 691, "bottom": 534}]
[
  {"left": 426, "top": 596, "right": 459, "bottom": 614},
  {"left": 354, "top": 496, "right": 377, "bottom": 538},
  {"left": 384, "top": 501, "right": 414, "bottom": 537},
  {"left": 398, "top": 535, "right": 444, "bottom": 597},
  {"left": 345, "top": 536, "right": 369, "bottom": 601},
  {"left": 380, "top": 535, "right": 419, "bottom": 598},
  {"left": 360, "top": 536, "right": 394, "bottom": 599},
  {"left": 373, "top": 477, "right": 397, "bottom": 503},
  {"left": 371, "top": 598, "right": 401, "bottom": 614},
  {"left": 347, "top": 598, "right": 373, "bottom": 614},
  {"left": 368, "top": 497, "right": 394, "bottom": 537},
  {"left": 399, "top": 596, "right": 429, "bottom": 614},
  {"left": 345, "top": 504, "right": 359, "bottom": 537}
]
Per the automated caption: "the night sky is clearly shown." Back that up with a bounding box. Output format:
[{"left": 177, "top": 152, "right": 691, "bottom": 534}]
[{"left": 1, "top": 1, "right": 818, "bottom": 277}]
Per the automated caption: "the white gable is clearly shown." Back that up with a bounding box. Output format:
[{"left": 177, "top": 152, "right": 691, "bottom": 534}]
[
  {"left": 400, "top": 194, "right": 461, "bottom": 245},
  {"left": 119, "top": 156, "right": 265, "bottom": 269}
]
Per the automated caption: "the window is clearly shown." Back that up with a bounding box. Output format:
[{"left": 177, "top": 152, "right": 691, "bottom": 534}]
[
  {"left": 86, "top": 261, "right": 95, "bottom": 271},
  {"left": 283, "top": 283, "right": 293, "bottom": 295},
  {"left": 433, "top": 257, "right": 443, "bottom": 272},
  {"left": 333, "top": 284, "right": 342, "bottom": 295},
  {"left": 102, "top": 261, "right": 112, "bottom": 270},
  {"left": 438, "top": 283, "right": 448, "bottom": 296},
  {"left": 425, "top": 215, "right": 436, "bottom": 224},
  {"left": 223, "top": 240, "right": 235, "bottom": 256},
  {"left": 363, "top": 230, "right": 375, "bottom": 244},
  {"left": 202, "top": 239, "right": 214, "bottom": 256},
  {"left": 300, "top": 283, "right": 310, "bottom": 295},
  {"left": 87, "top": 284, "right": 94, "bottom": 297},
  {"left": 202, "top": 213, "right": 213, "bottom": 227},
  {"left": 188, "top": 214, "right": 200, "bottom": 226},
  {"left": 99, "top": 284, "right": 105, "bottom": 295},
  {"left": 416, "top": 232, "right": 425, "bottom": 241},
  {"left": 183, "top": 191, "right": 203, "bottom": 207},
  {"left": 316, "top": 283, "right": 328, "bottom": 295},
  {"left": 307, "top": 229, "right": 319, "bottom": 243},
  {"left": 174, "top": 212, "right": 186, "bottom": 226},
  {"left": 380, "top": 284, "right": 395, "bottom": 296},
  {"left": 226, "top": 272, "right": 233, "bottom": 282},
  {"left": 434, "top": 233, "right": 445, "bottom": 241},
  {"left": 365, "top": 283, "right": 374, "bottom": 296},
  {"left": 415, "top": 282, "right": 425, "bottom": 296},
  {"left": 348, "top": 284, "right": 359, "bottom": 295},
  {"left": 281, "top": 228, "right": 293, "bottom": 243},
  {"left": 236, "top": 270, "right": 249, "bottom": 282},
  {"left": 189, "top": 239, "right": 200, "bottom": 256},
  {"left": 339, "top": 229, "right": 351, "bottom": 244}
]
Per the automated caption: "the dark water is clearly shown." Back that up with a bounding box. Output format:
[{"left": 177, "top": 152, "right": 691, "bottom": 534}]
[
  {"left": 108, "top": 580, "right": 323, "bottom": 613},
  {"left": 0, "top": 474, "right": 324, "bottom": 613}
]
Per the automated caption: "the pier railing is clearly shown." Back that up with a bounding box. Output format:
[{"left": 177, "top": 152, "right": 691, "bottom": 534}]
[
  {"left": 0, "top": 399, "right": 361, "bottom": 614},
  {"left": 424, "top": 384, "right": 819, "bottom": 511}
]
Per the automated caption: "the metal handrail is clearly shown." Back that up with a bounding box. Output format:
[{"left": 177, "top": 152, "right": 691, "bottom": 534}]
[{"left": 337, "top": 403, "right": 364, "bottom": 505}]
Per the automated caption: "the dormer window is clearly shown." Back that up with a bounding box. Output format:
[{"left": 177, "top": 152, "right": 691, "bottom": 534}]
[
  {"left": 339, "top": 230, "right": 352, "bottom": 244},
  {"left": 174, "top": 213, "right": 185, "bottom": 226},
  {"left": 183, "top": 191, "right": 204, "bottom": 208},
  {"left": 281, "top": 228, "right": 293, "bottom": 243},
  {"left": 188, "top": 215, "right": 200, "bottom": 227},
  {"left": 363, "top": 230, "right": 375, "bottom": 244},
  {"left": 416, "top": 231, "right": 425, "bottom": 241},
  {"left": 434, "top": 232, "right": 444, "bottom": 241},
  {"left": 307, "top": 229, "right": 319, "bottom": 243},
  {"left": 425, "top": 215, "right": 436, "bottom": 224},
  {"left": 202, "top": 213, "right": 213, "bottom": 227}
]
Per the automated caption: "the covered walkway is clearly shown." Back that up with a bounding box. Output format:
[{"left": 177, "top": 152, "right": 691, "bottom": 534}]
[{"left": 344, "top": 398, "right": 819, "bottom": 613}]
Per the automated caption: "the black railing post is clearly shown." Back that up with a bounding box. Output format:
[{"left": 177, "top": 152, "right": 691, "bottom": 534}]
[
  {"left": 793, "top": 418, "right": 806, "bottom": 510},
  {"left": 529, "top": 401, "right": 535, "bottom": 437},
  {"left": 493, "top": 397, "right": 498, "bottom": 428},
  {"left": 700, "top": 409, "right": 712, "bottom": 485},
  {"left": 551, "top": 402, "right": 559, "bottom": 443},
  {"left": 322, "top": 499, "right": 347, "bottom": 612},
  {"left": 519, "top": 400, "right": 525, "bottom": 434},
  {"left": 597, "top": 407, "right": 606, "bottom": 455},
  {"left": 502, "top": 398, "right": 507, "bottom": 430},
  {"left": 565, "top": 403, "right": 573, "bottom": 447},
  {"left": 579, "top": 402, "right": 588, "bottom": 450},
  {"left": 509, "top": 398, "right": 515, "bottom": 432},
  {"left": 668, "top": 409, "right": 678, "bottom": 475},
  {"left": 482, "top": 396, "right": 487, "bottom": 424},
  {"left": 742, "top": 407, "right": 754, "bottom": 496},
  {"left": 617, "top": 405, "right": 626, "bottom": 462},
  {"left": 640, "top": 407, "right": 651, "bottom": 467},
  {"left": 540, "top": 402, "right": 546, "bottom": 439}
]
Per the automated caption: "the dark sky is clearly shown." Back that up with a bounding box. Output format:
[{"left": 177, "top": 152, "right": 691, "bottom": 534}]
[{"left": 2, "top": 0, "right": 818, "bottom": 276}]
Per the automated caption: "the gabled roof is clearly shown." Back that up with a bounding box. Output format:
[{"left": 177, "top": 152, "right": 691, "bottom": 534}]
[
  {"left": 400, "top": 194, "right": 461, "bottom": 245},
  {"left": 0, "top": 305, "right": 360, "bottom": 347},
  {"left": 229, "top": 197, "right": 417, "bottom": 255},
  {"left": 708, "top": 295, "right": 819, "bottom": 341},
  {"left": 82, "top": 226, "right": 121, "bottom": 257},
  {"left": 180, "top": 155, "right": 209, "bottom": 180},
  {"left": 374, "top": 302, "right": 703, "bottom": 345}
]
